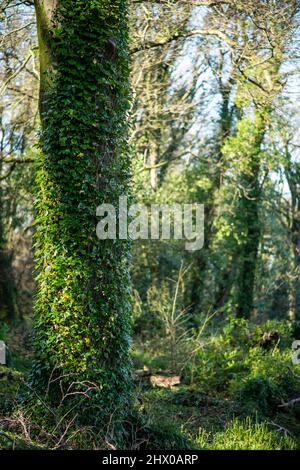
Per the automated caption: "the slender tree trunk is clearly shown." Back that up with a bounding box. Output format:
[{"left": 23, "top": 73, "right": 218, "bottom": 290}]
[
  {"left": 0, "top": 163, "right": 19, "bottom": 321},
  {"left": 150, "top": 139, "right": 160, "bottom": 191},
  {"left": 190, "top": 80, "right": 233, "bottom": 314},
  {"left": 0, "top": 225, "right": 19, "bottom": 321},
  {"left": 235, "top": 174, "right": 261, "bottom": 319},
  {"left": 235, "top": 111, "right": 266, "bottom": 319},
  {"left": 287, "top": 172, "right": 300, "bottom": 322},
  {"left": 32, "top": 0, "right": 132, "bottom": 427},
  {"left": 291, "top": 212, "right": 300, "bottom": 321}
]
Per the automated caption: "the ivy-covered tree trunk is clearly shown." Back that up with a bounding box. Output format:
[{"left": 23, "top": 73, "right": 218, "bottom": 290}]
[
  {"left": 235, "top": 112, "right": 267, "bottom": 319},
  {"left": 32, "top": 0, "right": 131, "bottom": 426},
  {"left": 235, "top": 168, "right": 261, "bottom": 319},
  {"left": 221, "top": 110, "right": 268, "bottom": 320}
]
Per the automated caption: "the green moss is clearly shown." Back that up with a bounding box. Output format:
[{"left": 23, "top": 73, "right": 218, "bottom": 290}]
[
  {"left": 0, "top": 366, "right": 23, "bottom": 414},
  {"left": 0, "top": 430, "right": 46, "bottom": 450}
]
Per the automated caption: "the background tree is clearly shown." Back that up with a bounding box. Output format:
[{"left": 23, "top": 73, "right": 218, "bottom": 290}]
[{"left": 0, "top": 0, "right": 37, "bottom": 321}]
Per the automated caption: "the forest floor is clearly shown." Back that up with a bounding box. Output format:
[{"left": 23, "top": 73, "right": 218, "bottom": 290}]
[{"left": 1, "top": 318, "right": 300, "bottom": 450}]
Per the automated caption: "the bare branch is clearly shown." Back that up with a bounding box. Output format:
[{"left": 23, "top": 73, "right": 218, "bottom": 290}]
[{"left": 130, "top": 28, "right": 237, "bottom": 54}]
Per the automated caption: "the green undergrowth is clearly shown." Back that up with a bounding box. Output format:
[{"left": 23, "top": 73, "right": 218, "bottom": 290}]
[
  {"left": 134, "top": 383, "right": 299, "bottom": 449},
  {"left": 1, "top": 317, "right": 300, "bottom": 449},
  {"left": 132, "top": 316, "right": 300, "bottom": 449}
]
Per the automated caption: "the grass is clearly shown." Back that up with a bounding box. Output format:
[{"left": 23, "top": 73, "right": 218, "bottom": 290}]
[
  {"left": 134, "top": 384, "right": 299, "bottom": 449},
  {"left": 197, "top": 418, "right": 297, "bottom": 450}
]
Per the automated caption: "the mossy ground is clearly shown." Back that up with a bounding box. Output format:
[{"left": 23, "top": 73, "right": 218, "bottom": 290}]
[{"left": 133, "top": 385, "right": 299, "bottom": 449}]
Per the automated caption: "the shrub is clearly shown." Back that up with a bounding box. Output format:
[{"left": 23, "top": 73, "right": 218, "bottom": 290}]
[
  {"left": 234, "top": 376, "right": 280, "bottom": 416},
  {"left": 230, "top": 347, "right": 300, "bottom": 415}
]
